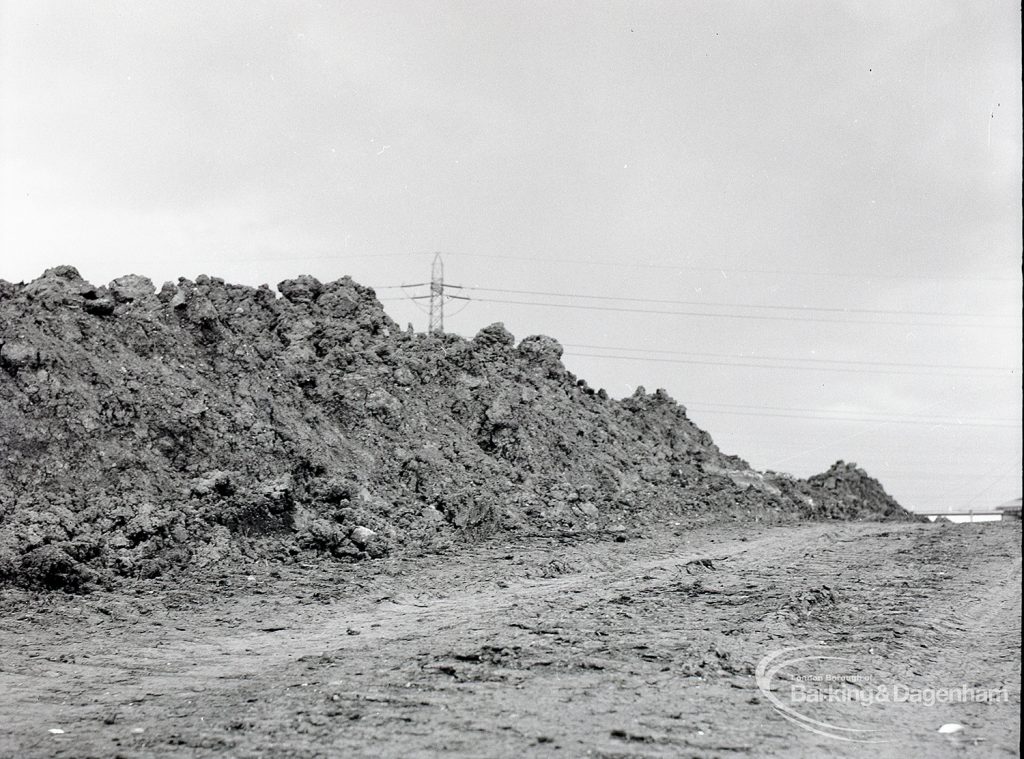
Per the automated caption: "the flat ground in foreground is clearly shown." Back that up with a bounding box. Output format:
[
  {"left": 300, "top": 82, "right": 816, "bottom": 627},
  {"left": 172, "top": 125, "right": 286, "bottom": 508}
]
[{"left": 1, "top": 521, "right": 1020, "bottom": 758}]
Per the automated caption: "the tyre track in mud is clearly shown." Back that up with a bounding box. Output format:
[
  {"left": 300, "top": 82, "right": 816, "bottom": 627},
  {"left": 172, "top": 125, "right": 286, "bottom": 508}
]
[{"left": 1, "top": 522, "right": 1019, "bottom": 758}]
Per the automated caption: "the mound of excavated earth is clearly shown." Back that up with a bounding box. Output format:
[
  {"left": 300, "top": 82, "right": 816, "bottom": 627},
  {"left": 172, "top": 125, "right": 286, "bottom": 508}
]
[{"left": 0, "top": 267, "right": 923, "bottom": 591}]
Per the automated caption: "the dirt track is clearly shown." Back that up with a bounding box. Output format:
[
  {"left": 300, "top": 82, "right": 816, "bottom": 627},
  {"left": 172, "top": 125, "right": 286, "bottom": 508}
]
[{"left": 1, "top": 521, "right": 1019, "bottom": 758}]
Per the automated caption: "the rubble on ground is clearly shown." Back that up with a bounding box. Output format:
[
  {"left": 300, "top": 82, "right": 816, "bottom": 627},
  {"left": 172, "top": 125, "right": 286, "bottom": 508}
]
[{"left": 0, "top": 267, "right": 924, "bottom": 591}]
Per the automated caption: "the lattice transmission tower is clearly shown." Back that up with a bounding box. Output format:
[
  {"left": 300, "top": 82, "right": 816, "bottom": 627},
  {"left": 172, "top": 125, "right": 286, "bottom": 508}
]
[{"left": 402, "top": 253, "right": 468, "bottom": 334}]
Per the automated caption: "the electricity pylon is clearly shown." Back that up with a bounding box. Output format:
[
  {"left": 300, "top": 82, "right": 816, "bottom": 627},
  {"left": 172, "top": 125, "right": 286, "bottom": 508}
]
[{"left": 402, "top": 253, "right": 468, "bottom": 334}]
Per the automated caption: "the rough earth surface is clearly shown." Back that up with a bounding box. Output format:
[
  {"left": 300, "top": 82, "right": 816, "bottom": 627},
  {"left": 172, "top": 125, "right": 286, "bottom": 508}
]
[
  {"left": 1, "top": 268, "right": 920, "bottom": 592},
  {"left": 0, "top": 269, "right": 1016, "bottom": 758},
  {"left": 0, "top": 521, "right": 1018, "bottom": 758}
]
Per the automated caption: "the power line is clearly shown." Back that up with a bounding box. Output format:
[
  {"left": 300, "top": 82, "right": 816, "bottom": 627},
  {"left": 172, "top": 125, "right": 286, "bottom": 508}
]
[
  {"left": 685, "top": 408, "right": 1020, "bottom": 428},
  {"left": 684, "top": 401, "right": 1022, "bottom": 425},
  {"left": 563, "top": 343, "right": 1017, "bottom": 372},
  {"left": 460, "top": 286, "right": 1016, "bottom": 320},
  {"left": 227, "top": 251, "right": 418, "bottom": 264},
  {"left": 838, "top": 473, "right": 1022, "bottom": 482},
  {"left": 565, "top": 350, "right": 1019, "bottom": 376},
  {"left": 440, "top": 251, "right": 1017, "bottom": 285},
  {"left": 399, "top": 288, "right": 431, "bottom": 316},
  {"left": 467, "top": 295, "right": 1017, "bottom": 329},
  {"left": 165, "top": 249, "right": 1015, "bottom": 286},
  {"left": 763, "top": 395, "right": 966, "bottom": 471}
]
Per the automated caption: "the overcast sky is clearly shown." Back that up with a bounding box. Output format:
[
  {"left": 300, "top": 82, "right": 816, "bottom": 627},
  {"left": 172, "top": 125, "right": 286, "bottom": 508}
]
[{"left": 2, "top": 0, "right": 1021, "bottom": 513}]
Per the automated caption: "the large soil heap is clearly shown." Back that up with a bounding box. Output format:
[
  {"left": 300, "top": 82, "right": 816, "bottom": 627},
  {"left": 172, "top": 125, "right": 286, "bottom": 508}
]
[{"left": 0, "top": 267, "right": 922, "bottom": 590}]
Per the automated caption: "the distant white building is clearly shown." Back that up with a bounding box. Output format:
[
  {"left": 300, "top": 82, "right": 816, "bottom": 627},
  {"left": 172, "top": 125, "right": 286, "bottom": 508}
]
[{"left": 995, "top": 497, "right": 1022, "bottom": 522}]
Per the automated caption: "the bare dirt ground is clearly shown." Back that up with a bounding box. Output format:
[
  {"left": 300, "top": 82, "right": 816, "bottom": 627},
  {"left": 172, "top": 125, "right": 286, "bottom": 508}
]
[{"left": 1, "top": 521, "right": 1019, "bottom": 759}]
